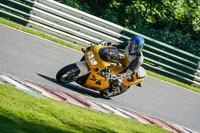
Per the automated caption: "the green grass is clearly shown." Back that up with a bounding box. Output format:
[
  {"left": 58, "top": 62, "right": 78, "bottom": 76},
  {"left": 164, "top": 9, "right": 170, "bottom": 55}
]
[
  {"left": 0, "top": 84, "right": 170, "bottom": 133},
  {"left": 0, "top": 17, "right": 199, "bottom": 93}
]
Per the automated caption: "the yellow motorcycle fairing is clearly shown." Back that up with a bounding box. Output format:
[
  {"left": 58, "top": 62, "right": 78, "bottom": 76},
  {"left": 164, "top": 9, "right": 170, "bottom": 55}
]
[{"left": 83, "top": 45, "right": 122, "bottom": 91}]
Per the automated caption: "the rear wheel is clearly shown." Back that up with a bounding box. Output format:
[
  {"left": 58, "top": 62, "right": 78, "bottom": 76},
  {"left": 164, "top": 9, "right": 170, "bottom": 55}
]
[
  {"left": 100, "top": 89, "right": 114, "bottom": 98},
  {"left": 56, "top": 63, "right": 80, "bottom": 83},
  {"left": 100, "top": 84, "right": 130, "bottom": 98}
]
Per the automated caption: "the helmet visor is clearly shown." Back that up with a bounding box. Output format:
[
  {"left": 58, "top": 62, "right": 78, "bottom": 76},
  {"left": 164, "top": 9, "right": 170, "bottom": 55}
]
[{"left": 129, "top": 42, "right": 143, "bottom": 55}]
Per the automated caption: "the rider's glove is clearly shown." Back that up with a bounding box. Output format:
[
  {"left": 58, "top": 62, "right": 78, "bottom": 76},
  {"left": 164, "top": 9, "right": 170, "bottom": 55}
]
[
  {"left": 107, "top": 69, "right": 134, "bottom": 80},
  {"left": 106, "top": 73, "right": 125, "bottom": 79},
  {"left": 107, "top": 73, "right": 117, "bottom": 79}
]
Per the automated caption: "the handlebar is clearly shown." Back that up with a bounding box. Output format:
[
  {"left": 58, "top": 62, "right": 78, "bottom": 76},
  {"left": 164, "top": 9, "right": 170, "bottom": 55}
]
[{"left": 90, "top": 42, "right": 112, "bottom": 46}]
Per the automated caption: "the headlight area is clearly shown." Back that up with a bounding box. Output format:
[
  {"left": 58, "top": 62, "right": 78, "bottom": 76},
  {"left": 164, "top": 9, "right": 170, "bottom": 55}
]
[{"left": 86, "top": 51, "right": 97, "bottom": 65}]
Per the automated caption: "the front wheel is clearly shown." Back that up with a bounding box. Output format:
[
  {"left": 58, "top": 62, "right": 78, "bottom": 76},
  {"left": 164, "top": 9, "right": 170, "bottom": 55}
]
[{"left": 56, "top": 63, "right": 80, "bottom": 83}]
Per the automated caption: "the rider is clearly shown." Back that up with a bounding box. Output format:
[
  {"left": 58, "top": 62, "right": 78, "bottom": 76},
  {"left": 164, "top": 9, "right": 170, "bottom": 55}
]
[{"left": 107, "top": 35, "right": 145, "bottom": 87}]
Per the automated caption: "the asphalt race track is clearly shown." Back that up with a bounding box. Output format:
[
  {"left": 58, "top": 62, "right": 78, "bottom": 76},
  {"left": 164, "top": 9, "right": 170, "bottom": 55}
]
[{"left": 0, "top": 24, "right": 200, "bottom": 132}]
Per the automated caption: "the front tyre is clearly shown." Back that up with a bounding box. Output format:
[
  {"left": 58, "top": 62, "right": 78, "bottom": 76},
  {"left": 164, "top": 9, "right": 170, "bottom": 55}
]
[{"left": 56, "top": 63, "right": 80, "bottom": 83}]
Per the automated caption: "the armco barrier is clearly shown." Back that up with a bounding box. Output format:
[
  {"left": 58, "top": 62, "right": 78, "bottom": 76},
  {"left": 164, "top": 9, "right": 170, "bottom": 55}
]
[{"left": 0, "top": 0, "right": 200, "bottom": 88}]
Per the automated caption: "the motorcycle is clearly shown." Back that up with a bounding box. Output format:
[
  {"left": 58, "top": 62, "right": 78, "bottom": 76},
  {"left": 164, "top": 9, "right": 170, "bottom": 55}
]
[{"left": 56, "top": 43, "right": 147, "bottom": 98}]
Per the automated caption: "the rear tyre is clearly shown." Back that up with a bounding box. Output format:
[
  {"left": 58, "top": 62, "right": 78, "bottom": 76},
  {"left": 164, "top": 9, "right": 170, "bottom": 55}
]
[
  {"left": 56, "top": 63, "right": 80, "bottom": 83},
  {"left": 100, "top": 85, "right": 130, "bottom": 98},
  {"left": 100, "top": 89, "right": 113, "bottom": 99}
]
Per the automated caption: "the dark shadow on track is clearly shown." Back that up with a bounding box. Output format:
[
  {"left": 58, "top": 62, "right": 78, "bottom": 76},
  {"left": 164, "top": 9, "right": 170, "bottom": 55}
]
[{"left": 37, "top": 73, "right": 110, "bottom": 99}]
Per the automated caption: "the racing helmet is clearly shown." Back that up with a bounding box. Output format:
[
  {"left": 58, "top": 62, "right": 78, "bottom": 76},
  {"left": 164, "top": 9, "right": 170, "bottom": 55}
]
[{"left": 129, "top": 36, "right": 144, "bottom": 55}]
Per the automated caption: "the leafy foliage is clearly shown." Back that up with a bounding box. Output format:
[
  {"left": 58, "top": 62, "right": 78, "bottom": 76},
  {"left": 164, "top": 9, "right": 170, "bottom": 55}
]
[{"left": 56, "top": 0, "right": 200, "bottom": 56}]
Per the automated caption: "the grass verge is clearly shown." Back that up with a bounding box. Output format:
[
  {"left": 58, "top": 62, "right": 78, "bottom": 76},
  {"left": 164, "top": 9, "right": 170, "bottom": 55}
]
[
  {"left": 0, "top": 17, "right": 199, "bottom": 93},
  {"left": 0, "top": 84, "right": 170, "bottom": 133}
]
